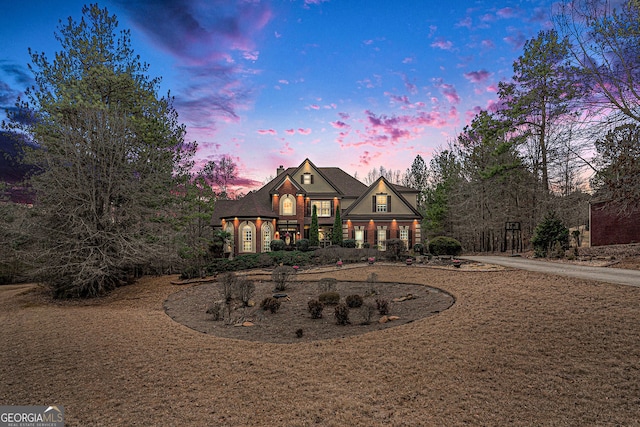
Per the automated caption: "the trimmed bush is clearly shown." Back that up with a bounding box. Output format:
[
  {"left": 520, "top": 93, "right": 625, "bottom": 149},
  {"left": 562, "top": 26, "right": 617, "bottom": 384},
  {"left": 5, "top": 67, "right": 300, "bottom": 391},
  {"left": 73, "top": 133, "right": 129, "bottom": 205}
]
[
  {"left": 345, "top": 294, "right": 363, "bottom": 308},
  {"left": 295, "top": 238, "right": 310, "bottom": 252},
  {"left": 361, "top": 303, "right": 376, "bottom": 325},
  {"left": 307, "top": 299, "right": 324, "bottom": 319},
  {"left": 319, "top": 291, "right": 340, "bottom": 305},
  {"left": 428, "top": 236, "right": 462, "bottom": 256},
  {"left": 342, "top": 239, "right": 356, "bottom": 248},
  {"left": 413, "top": 243, "right": 425, "bottom": 255},
  {"left": 334, "top": 303, "right": 350, "bottom": 325},
  {"left": 270, "top": 239, "right": 286, "bottom": 251},
  {"left": 260, "top": 297, "right": 281, "bottom": 313}
]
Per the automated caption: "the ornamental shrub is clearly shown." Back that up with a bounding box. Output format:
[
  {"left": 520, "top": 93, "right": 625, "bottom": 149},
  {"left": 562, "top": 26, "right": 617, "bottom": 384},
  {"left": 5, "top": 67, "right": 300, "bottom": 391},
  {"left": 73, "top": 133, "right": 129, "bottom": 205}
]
[
  {"left": 376, "top": 298, "right": 389, "bottom": 315},
  {"left": 307, "top": 299, "right": 324, "bottom": 319},
  {"left": 413, "top": 243, "right": 425, "bottom": 255},
  {"left": 531, "top": 211, "right": 569, "bottom": 258},
  {"left": 319, "top": 291, "right": 340, "bottom": 305},
  {"left": 317, "top": 277, "right": 337, "bottom": 293},
  {"left": 428, "top": 236, "right": 462, "bottom": 256},
  {"left": 295, "top": 238, "right": 310, "bottom": 252},
  {"left": 342, "top": 239, "right": 356, "bottom": 248},
  {"left": 260, "top": 297, "right": 281, "bottom": 313},
  {"left": 272, "top": 265, "right": 295, "bottom": 291},
  {"left": 385, "top": 238, "right": 406, "bottom": 260},
  {"left": 345, "top": 294, "right": 363, "bottom": 308},
  {"left": 270, "top": 239, "right": 286, "bottom": 251},
  {"left": 334, "top": 303, "right": 350, "bottom": 325}
]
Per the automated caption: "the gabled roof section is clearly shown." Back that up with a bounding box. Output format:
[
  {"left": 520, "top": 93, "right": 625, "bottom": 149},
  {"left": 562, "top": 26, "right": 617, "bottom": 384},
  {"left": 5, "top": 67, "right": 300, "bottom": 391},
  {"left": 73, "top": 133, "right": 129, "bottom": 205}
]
[
  {"left": 291, "top": 158, "right": 345, "bottom": 195},
  {"left": 343, "top": 176, "right": 423, "bottom": 217},
  {"left": 268, "top": 172, "right": 305, "bottom": 195},
  {"left": 211, "top": 190, "right": 277, "bottom": 224}
]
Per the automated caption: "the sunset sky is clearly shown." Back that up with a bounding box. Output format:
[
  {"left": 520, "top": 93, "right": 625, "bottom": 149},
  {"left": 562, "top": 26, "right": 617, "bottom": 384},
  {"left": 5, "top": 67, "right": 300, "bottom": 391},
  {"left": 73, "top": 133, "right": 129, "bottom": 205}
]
[{"left": 1, "top": 0, "right": 556, "bottom": 192}]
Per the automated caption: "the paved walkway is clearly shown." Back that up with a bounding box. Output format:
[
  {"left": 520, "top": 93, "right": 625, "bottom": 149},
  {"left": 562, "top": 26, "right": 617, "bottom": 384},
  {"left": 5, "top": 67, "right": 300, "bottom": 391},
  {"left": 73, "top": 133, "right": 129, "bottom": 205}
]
[{"left": 461, "top": 256, "right": 640, "bottom": 288}]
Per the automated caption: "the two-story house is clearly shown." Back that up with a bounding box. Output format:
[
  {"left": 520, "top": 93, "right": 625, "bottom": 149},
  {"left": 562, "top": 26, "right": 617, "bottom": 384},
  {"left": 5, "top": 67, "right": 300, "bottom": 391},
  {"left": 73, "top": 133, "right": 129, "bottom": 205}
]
[{"left": 211, "top": 159, "right": 422, "bottom": 255}]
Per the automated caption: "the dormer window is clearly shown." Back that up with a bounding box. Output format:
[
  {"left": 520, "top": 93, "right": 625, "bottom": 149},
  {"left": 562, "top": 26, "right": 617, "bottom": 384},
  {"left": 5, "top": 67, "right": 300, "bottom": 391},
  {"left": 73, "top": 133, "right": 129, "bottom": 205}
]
[
  {"left": 301, "top": 173, "right": 313, "bottom": 185},
  {"left": 374, "top": 194, "right": 391, "bottom": 212}
]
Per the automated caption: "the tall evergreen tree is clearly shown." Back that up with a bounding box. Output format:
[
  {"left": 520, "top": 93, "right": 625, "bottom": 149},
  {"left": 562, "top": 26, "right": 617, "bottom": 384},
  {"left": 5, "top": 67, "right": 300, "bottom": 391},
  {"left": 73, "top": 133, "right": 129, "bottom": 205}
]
[
  {"left": 309, "top": 205, "right": 319, "bottom": 246},
  {"left": 331, "top": 206, "right": 343, "bottom": 245},
  {"left": 6, "top": 5, "right": 193, "bottom": 297}
]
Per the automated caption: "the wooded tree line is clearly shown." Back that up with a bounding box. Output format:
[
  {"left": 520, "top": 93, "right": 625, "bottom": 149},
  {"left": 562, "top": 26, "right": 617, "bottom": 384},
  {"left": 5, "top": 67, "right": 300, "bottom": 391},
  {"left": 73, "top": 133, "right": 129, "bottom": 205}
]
[{"left": 371, "top": 0, "right": 640, "bottom": 252}]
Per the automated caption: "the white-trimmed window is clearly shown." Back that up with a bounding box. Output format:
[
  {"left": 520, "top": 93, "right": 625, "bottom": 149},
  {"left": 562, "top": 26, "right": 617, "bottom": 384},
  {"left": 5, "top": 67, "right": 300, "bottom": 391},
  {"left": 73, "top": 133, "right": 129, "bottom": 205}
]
[
  {"left": 400, "top": 227, "right": 409, "bottom": 249},
  {"left": 242, "top": 226, "right": 253, "bottom": 252},
  {"left": 281, "top": 194, "right": 296, "bottom": 216},
  {"left": 377, "top": 228, "right": 387, "bottom": 250},
  {"left": 376, "top": 194, "right": 388, "bottom": 212},
  {"left": 311, "top": 200, "right": 331, "bottom": 217},
  {"left": 262, "top": 223, "right": 272, "bottom": 252},
  {"left": 302, "top": 173, "right": 313, "bottom": 184},
  {"left": 355, "top": 229, "right": 364, "bottom": 248}
]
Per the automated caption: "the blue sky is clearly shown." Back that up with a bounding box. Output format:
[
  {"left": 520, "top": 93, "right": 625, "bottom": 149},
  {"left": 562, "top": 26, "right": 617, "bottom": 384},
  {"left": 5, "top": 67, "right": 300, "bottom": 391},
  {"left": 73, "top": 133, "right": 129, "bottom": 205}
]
[{"left": 1, "top": 0, "right": 555, "bottom": 192}]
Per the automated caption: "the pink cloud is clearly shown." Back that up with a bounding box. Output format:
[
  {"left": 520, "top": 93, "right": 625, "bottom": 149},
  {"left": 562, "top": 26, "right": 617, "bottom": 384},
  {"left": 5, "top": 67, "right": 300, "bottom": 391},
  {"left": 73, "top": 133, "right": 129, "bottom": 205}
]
[
  {"left": 243, "top": 51, "right": 259, "bottom": 61},
  {"left": 279, "top": 142, "right": 294, "bottom": 155},
  {"left": 456, "top": 17, "right": 472, "bottom": 28},
  {"left": 298, "top": 128, "right": 312, "bottom": 135},
  {"left": 436, "top": 82, "right": 460, "bottom": 104},
  {"left": 431, "top": 38, "right": 454, "bottom": 51},
  {"left": 258, "top": 129, "right": 277, "bottom": 135},
  {"left": 464, "top": 70, "right": 491, "bottom": 83},
  {"left": 385, "top": 92, "right": 411, "bottom": 105},
  {"left": 504, "top": 31, "right": 527, "bottom": 50},
  {"left": 481, "top": 39, "right": 495, "bottom": 49},
  {"left": 402, "top": 57, "right": 415, "bottom": 64},
  {"left": 309, "top": 104, "right": 320, "bottom": 110},
  {"left": 331, "top": 121, "right": 350, "bottom": 130},
  {"left": 497, "top": 7, "right": 517, "bottom": 19},
  {"left": 338, "top": 112, "right": 350, "bottom": 120},
  {"left": 285, "top": 129, "right": 296, "bottom": 135}
]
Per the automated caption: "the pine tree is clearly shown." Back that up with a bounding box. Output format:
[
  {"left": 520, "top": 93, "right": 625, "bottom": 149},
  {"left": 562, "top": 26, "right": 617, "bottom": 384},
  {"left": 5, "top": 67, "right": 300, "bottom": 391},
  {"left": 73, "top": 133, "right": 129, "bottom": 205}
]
[
  {"left": 331, "top": 206, "right": 343, "bottom": 245},
  {"left": 6, "top": 5, "right": 193, "bottom": 297},
  {"left": 310, "top": 205, "right": 319, "bottom": 246}
]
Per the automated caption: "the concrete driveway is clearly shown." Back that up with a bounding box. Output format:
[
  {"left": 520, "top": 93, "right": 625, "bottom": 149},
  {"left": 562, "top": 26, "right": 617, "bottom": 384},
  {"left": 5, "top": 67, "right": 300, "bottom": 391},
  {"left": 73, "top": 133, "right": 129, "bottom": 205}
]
[{"left": 461, "top": 256, "right": 640, "bottom": 288}]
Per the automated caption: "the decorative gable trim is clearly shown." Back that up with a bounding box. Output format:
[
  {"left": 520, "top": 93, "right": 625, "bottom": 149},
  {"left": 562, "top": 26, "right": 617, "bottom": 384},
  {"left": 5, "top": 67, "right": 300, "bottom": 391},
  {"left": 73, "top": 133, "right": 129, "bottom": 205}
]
[
  {"left": 344, "top": 176, "right": 422, "bottom": 218},
  {"left": 269, "top": 173, "right": 305, "bottom": 195}
]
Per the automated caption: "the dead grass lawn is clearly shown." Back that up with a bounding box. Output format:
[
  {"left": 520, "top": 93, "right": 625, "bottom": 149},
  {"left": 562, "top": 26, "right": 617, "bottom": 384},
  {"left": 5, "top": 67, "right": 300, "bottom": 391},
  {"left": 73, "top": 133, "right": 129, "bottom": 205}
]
[{"left": 1, "top": 265, "right": 639, "bottom": 426}]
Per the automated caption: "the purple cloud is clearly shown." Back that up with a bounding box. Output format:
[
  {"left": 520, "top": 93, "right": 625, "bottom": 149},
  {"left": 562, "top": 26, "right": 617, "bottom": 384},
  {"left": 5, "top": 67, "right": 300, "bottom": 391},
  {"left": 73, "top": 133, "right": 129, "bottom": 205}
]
[
  {"left": 456, "top": 17, "right": 472, "bottom": 29},
  {"left": 114, "top": 0, "right": 272, "bottom": 127},
  {"left": 298, "top": 128, "right": 312, "bottom": 135},
  {"left": 464, "top": 70, "right": 491, "bottom": 83},
  {"left": 496, "top": 7, "right": 517, "bottom": 19},
  {"left": 434, "top": 80, "right": 460, "bottom": 105},
  {"left": 258, "top": 129, "right": 277, "bottom": 135},
  {"left": 431, "top": 38, "right": 454, "bottom": 51}
]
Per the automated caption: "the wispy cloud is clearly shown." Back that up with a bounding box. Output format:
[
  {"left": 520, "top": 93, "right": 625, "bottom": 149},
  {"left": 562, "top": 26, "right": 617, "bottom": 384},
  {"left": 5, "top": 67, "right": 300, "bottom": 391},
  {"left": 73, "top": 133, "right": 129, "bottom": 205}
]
[
  {"left": 258, "top": 129, "right": 277, "bottom": 135},
  {"left": 115, "top": 0, "right": 272, "bottom": 128},
  {"left": 464, "top": 70, "right": 491, "bottom": 83},
  {"left": 431, "top": 38, "right": 454, "bottom": 51},
  {"left": 496, "top": 7, "right": 517, "bottom": 19},
  {"left": 434, "top": 80, "right": 460, "bottom": 105}
]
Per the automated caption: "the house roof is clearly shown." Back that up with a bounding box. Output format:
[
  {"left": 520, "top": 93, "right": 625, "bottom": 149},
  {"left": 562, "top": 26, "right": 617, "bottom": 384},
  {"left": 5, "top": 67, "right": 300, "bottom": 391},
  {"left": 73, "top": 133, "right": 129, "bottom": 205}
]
[
  {"left": 343, "top": 175, "right": 423, "bottom": 218},
  {"left": 212, "top": 160, "right": 420, "bottom": 224}
]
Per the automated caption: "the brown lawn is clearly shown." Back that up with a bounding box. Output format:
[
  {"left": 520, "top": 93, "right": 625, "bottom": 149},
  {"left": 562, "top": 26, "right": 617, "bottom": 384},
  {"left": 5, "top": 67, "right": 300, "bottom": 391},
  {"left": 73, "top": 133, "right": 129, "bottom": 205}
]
[{"left": 1, "top": 264, "right": 639, "bottom": 426}]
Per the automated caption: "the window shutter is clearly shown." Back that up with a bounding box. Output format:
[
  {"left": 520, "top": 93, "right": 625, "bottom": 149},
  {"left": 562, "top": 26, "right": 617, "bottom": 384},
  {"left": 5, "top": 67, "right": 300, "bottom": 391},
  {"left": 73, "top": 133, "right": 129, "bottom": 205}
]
[
  {"left": 301, "top": 175, "right": 304, "bottom": 183},
  {"left": 305, "top": 199, "right": 310, "bottom": 216},
  {"left": 331, "top": 201, "right": 335, "bottom": 216},
  {"left": 387, "top": 229, "right": 390, "bottom": 239},
  {"left": 372, "top": 196, "right": 376, "bottom": 212},
  {"left": 387, "top": 195, "right": 392, "bottom": 212},
  {"left": 409, "top": 229, "right": 413, "bottom": 247},
  {"left": 374, "top": 230, "right": 378, "bottom": 245},
  {"left": 311, "top": 174, "right": 314, "bottom": 184}
]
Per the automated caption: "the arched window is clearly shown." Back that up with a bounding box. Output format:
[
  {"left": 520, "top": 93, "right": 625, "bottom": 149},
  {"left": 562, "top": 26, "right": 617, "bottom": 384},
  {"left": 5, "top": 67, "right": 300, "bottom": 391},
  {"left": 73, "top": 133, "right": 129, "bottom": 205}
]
[
  {"left": 280, "top": 194, "right": 296, "bottom": 216},
  {"left": 239, "top": 221, "right": 256, "bottom": 253},
  {"left": 262, "top": 223, "right": 272, "bottom": 252}
]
